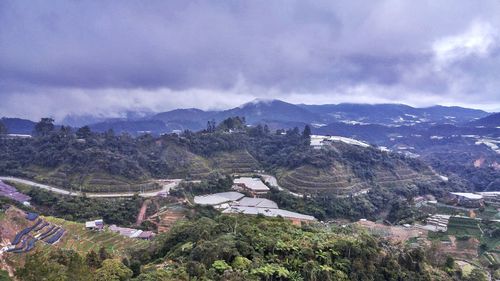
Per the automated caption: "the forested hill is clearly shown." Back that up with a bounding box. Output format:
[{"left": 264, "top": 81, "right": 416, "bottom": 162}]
[{"left": 0, "top": 117, "right": 444, "bottom": 192}]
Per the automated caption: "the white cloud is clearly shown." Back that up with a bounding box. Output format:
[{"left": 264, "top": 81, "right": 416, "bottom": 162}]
[{"left": 433, "top": 21, "right": 497, "bottom": 68}]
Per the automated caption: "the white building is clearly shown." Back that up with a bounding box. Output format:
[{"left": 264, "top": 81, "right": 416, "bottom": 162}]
[
  {"left": 236, "top": 197, "right": 278, "bottom": 209},
  {"left": 223, "top": 206, "right": 316, "bottom": 225},
  {"left": 233, "top": 177, "right": 270, "bottom": 195},
  {"left": 85, "top": 219, "right": 104, "bottom": 231},
  {"left": 193, "top": 192, "right": 245, "bottom": 209}
]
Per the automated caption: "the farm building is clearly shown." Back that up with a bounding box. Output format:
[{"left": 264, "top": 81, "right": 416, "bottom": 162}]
[
  {"left": 424, "top": 214, "right": 450, "bottom": 232},
  {"left": 193, "top": 192, "right": 315, "bottom": 224},
  {"left": 449, "top": 192, "right": 484, "bottom": 208},
  {"left": 233, "top": 177, "right": 269, "bottom": 195},
  {"left": 235, "top": 197, "right": 278, "bottom": 209},
  {"left": 193, "top": 192, "right": 245, "bottom": 209},
  {"left": 137, "top": 231, "right": 156, "bottom": 240},
  {"left": 85, "top": 219, "right": 104, "bottom": 231},
  {"left": 109, "top": 225, "right": 144, "bottom": 238}
]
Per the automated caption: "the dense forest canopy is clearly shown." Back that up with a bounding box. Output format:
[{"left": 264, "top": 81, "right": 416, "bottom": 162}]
[{"left": 15, "top": 214, "right": 461, "bottom": 281}]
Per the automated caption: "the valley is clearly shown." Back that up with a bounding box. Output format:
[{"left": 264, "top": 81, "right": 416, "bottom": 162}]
[
  {"left": 0, "top": 111, "right": 499, "bottom": 281},
  {"left": 2, "top": 2, "right": 499, "bottom": 280}
]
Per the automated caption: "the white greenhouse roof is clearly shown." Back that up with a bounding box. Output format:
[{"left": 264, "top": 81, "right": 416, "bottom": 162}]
[
  {"left": 450, "top": 192, "right": 483, "bottom": 200},
  {"left": 233, "top": 177, "right": 270, "bottom": 191},
  {"left": 194, "top": 192, "right": 245, "bottom": 206},
  {"left": 223, "top": 206, "right": 315, "bottom": 221}
]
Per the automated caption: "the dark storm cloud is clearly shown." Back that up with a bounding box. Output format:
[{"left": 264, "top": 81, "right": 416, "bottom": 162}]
[{"left": 0, "top": 0, "right": 499, "bottom": 119}]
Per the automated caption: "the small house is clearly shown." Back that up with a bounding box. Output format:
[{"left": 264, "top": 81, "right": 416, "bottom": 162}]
[{"left": 85, "top": 219, "right": 104, "bottom": 231}]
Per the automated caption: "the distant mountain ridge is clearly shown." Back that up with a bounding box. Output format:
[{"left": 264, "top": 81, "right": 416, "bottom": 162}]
[
  {"left": 0, "top": 117, "right": 36, "bottom": 134},
  {"left": 1, "top": 99, "right": 491, "bottom": 135}
]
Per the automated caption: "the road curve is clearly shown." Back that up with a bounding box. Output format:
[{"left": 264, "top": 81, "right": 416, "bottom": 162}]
[{"left": 0, "top": 176, "right": 182, "bottom": 198}]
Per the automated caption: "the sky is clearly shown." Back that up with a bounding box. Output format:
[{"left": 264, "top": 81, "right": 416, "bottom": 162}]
[{"left": 1, "top": 0, "right": 500, "bottom": 121}]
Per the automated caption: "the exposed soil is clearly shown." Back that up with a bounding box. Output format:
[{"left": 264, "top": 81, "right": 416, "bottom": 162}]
[{"left": 356, "top": 220, "right": 427, "bottom": 243}]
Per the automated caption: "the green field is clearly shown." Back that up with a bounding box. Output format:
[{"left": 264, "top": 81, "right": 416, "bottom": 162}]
[{"left": 446, "top": 217, "right": 482, "bottom": 236}]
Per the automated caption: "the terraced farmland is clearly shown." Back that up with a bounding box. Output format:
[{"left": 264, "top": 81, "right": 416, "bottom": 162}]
[
  {"left": 24, "top": 165, "right": 159, "bottom": 193},
  {"left": 210, "top": 150, "right": 260, "bottom": 174},
  {"left": 277, "top": 161, "right": 441, "bottom": 196},
  {"left": 83, "top": 175, "right": 159, "bottom": 193},
  {"left": 277, "top": 164, "right": 369, "bottom": 195},
  {"left": 162, "top": 145, "right": 211, "bottom": 179},
  {"left": 446, "top": 216, "right": 483, "bottom": 237}
]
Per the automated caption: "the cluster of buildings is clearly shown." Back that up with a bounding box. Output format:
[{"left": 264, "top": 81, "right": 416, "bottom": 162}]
[
  {"left": 448, "top": 192, "right": 485, "bottom": 208},
  {"left": 85, "top": 219, "right": 155, "bottom": 240},
  {"left": 445, "top": 191, "right": 500, "bottom": 208},
  {"left": 193, "top": 177, "right": 316, "bottom": 225},
  {"left": 419, "top": 214, "right": 450, "bottom": 232},
  {"left": 437, "top": 191, "right": 500, "bottom": 209}
]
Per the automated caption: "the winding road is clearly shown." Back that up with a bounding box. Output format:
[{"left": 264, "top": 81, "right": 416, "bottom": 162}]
[{"left": 0, "top": 176, "right": 182, "bottom": 198}]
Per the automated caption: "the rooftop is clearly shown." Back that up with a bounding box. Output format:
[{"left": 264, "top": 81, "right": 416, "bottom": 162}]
[
  {"left": 193, "top": 192, "right": 245, "bottom": 206},
  {"left": 85, "top": 219, "right": 104, "bottom": 228},
  {"left": 223, "top": 206, "right": 316, "bottom": 221},
  {"left": 450, "top": 192, "right": 483, "bottom": 200},
  {"left": 233, "top": 177, "right": 269, "bottom": 192},
  {"left": 236, "top": 197, "right": 278, "bottom": 209},
  {"left": 109, "top": 225, "right": 143, "bottom": 238}
]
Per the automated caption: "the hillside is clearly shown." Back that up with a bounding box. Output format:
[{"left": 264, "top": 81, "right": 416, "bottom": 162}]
[
  {"left": 0, "top": 119, "right": 451, "bottom": 199},
  {"left": 209, "top": 149, "right": 260, "bottom": 174},
  {"left": 300, "top": 103, "right": 488, "bottom": 126},
  {"left": 277, "top": 142, "right": 442, "bottom": 196},
  {"left": 0, "top": 118, "right": 36, "bottom": 135},
  {"left": 468, "top": 112, "right": 500, "bottom": 128}
]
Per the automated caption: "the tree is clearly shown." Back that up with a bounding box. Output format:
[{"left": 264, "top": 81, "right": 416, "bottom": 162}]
[
  {"left": 0, "top": 121, "right": 7, "bottom": 135},
  {"left": 263, "top": 124, "right": 270, "bottom": 134},
  {"left": 95, "top": 259, "right": 133, "bottom": 281},
  {"left": 76, "top": 126, "right": 92, "bottom": 139},
  {"left": 302, "top": 125, "right": 311, "bottom": 139},
  {"left": 99, "top": 246, "right": 111, "bottom": 261},
  {"left": 86, "top": 250, "right": 102, "bottom": 269},
  {"left": 206, "top": 120, "right": 216, "bottom": 132},
  {"left": 34, "top": 118, "right": 55, "bottom": 136}
]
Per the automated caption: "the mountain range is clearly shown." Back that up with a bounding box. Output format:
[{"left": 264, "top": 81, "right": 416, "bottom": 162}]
[{"left": 1, "top": 99, "right": 497, "bottom": 136}]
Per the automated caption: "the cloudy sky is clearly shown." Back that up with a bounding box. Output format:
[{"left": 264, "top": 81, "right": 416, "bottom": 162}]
[{"left": 1, "top": 0, "right": 499, "bottom": 120}]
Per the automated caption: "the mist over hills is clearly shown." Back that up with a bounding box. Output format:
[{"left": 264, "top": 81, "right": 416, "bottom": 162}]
[{"left": 1, "top": 99, "right": 495, "bottom": 137}]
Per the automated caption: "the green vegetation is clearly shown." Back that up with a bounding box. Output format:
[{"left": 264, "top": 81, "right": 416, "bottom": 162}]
[
  {"left": 171, "top": 172, "right": 233, "bottom": 196},
  {"left": 125, "top": 214, "right": 452, "bottom": 280},
  {"left": 0, "top": 270, "right": 11, "bottom": 281},
  {"left": 15, "top": 248, "right": 133, "bottom": 281},
  {"left": 446, "top": 217, "right": 482, "bottom": 237},
  {"left": 16, "top": 184, "right": 143, "bottom": 226}
]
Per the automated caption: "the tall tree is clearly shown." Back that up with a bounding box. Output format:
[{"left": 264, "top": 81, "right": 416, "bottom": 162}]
[
  {"left": 0, "top": 120, "right": 7, "bottom": 135},
  {"left": 76, "top": 126, "right": 92, "bottom": 139},
  {"left": 302, "top": 125, "right": 311, "bottom": 138},
  {"left": 34, "top": 118, "right": 55, "bottom": 136}
]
